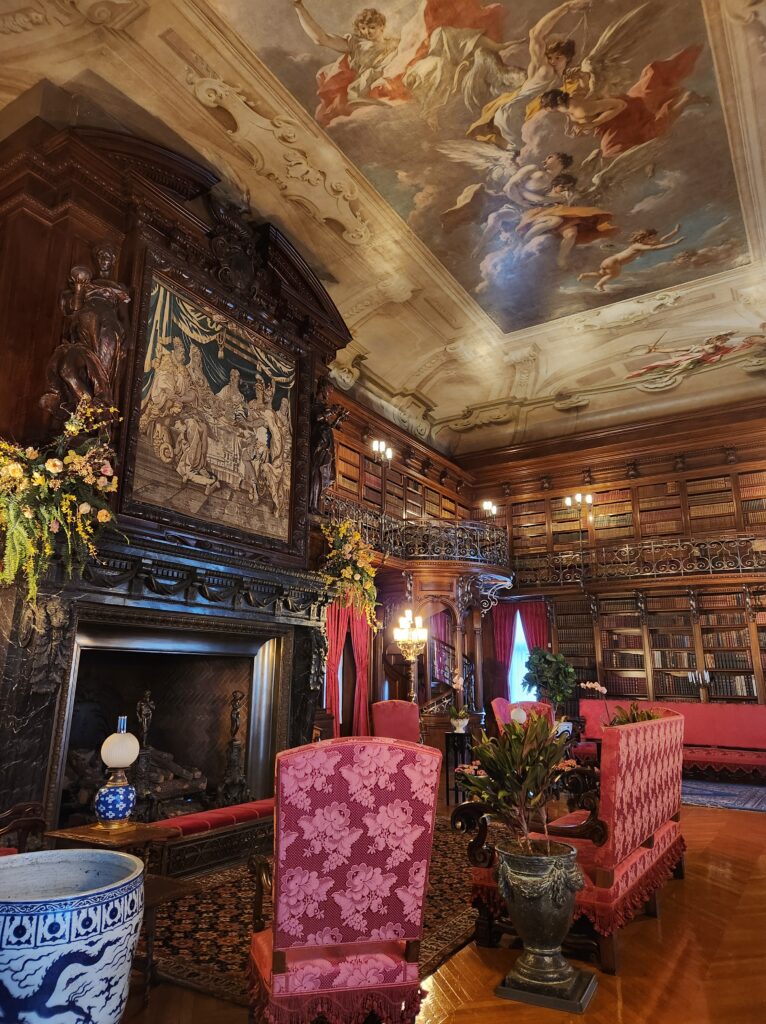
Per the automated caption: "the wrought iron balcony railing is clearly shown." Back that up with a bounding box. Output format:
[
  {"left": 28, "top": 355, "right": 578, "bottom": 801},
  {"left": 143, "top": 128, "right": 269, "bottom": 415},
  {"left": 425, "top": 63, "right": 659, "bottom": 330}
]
[
  {"left": 321, "top": 493, "right": 509, "bottom": 567},
  {"left": 513, "top": 535, "right": 766, "bottom": 588}
]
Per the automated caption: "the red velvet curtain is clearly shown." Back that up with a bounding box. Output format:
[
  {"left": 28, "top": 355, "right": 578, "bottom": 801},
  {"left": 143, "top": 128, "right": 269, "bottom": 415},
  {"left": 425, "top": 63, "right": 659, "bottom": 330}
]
[
  {"left": 430, "top": 610, "right": 452, "bottom": 645},
  {"left": 490, "top": 603, "right": 517, "bottom": 705},
  {"left": 517, "top": 600, "right": 550, "bottom": 653},
  {"left": 349, "top": 609, "right": 371, "bottom": 736},
  {"left": 325, "top": 601, "right": 350, "bottom": 738}
]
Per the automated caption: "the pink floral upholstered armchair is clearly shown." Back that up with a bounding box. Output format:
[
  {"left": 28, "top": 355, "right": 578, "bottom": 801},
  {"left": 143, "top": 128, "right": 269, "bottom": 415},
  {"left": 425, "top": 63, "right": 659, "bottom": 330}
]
[
  {"left": 491, "top": 697, "right": 554, "bottom": 731},
  {"left": 371, "top": 700, "right": 421, "bottom": 744},
  {"left": 249, "top": 736, "right": 442, "bottom": 1024}
]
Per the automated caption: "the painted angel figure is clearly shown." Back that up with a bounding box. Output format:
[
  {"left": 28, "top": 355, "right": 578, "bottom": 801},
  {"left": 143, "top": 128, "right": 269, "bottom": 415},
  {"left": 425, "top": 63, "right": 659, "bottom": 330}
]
[
  {"left": 626, "top": 330, "right": 766, "bottom": 384},
  {"left": 539, "top": 44, "right": 702, "bottom": 160},
  {"left": 578, "top": 224, "right": 685, "bottom": 291},
  {"left": 291, "top": 0, "right": 525, "bottom": 127}
]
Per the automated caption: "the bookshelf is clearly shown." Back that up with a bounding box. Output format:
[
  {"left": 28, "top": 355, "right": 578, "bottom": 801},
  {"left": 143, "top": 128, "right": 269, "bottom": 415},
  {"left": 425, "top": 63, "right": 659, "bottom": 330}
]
[
  {"left": 738, "top": 470, "right": 766, "bottom": 530},
  {"left": 337, "top": 442, "right": 360, "bottom": 496},
  {"left": 637, "top": 481, "right": 684, "bottom": 538},
  {"left": 552, "top": 595, "right": 597, "bottom": 687},
  {"left": 384, "top": 467, "right": 405, "bottom": 517},
  {"left": 592, "top": 487, "right": 635, "bottom": 544},
  {"left": 362, "top": 456, "right": 382, "bottom": 506},
  {"left": 597, "top": 595, "right": 649, "bottom": 698},
  {"left": 686, "top": 475, "right": 737, "bottom": 535},
  {"left": 646, "top": 593, "right": 698, "bottom": 700},
  {"left": 697, "top": 592, "right": 757, "bottom": 701},
  {"left": 511, "top": 499, "right": 547, "bottom": 553},
  {"left": 550, "top": 496, "right": 583, "bottom": 550}
]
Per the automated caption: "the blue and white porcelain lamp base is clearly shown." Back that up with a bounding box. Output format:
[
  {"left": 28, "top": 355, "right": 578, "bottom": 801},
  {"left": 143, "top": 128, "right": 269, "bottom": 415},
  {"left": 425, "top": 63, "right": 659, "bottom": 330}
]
[{"left": 94, "top": 715, "right": 139, "bottom": 830}]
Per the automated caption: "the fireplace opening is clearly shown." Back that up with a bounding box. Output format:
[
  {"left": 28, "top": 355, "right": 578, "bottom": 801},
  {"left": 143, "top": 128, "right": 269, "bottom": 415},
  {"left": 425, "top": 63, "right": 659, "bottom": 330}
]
[{"left": 54, "top": 624, "right": 281, "bottom": 827}]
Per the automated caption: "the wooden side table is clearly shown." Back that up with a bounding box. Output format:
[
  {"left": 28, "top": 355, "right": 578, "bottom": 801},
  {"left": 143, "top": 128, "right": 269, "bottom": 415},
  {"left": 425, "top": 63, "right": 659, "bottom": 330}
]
[
  {"left": 140, "top": 874, "right": 198, "bottom": 1006},
  {"left": 44, "top": 822, "right": 178, "bottom": 861}
]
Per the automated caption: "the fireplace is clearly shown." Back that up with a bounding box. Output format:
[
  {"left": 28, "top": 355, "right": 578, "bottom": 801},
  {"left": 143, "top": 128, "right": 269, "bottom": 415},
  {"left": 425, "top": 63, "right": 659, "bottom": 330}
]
[{"left": 48, "top": 621, "right": 286, "bottom": 828}]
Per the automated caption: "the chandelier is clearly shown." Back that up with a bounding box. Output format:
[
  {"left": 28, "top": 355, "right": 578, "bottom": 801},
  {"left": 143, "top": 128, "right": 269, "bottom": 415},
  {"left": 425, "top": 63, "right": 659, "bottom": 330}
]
[{"left": 393, "top": 608, "right": 428, "bottom": 702}]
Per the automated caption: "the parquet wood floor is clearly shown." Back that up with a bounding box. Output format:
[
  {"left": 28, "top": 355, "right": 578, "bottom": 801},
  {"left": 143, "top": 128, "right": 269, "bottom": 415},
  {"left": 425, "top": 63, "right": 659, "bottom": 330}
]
[{"left": 123, "top": 804, "right": 766, "bottom": 1024}]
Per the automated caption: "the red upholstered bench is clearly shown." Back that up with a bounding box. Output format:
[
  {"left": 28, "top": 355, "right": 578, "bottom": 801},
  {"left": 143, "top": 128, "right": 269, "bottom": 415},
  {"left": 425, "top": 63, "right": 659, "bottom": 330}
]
[
  {"left": 580, "top": 700, "right": 766, "bottom": 781},
  {"left": 149, "top": 798, "right": 274, "bottom": 876}
]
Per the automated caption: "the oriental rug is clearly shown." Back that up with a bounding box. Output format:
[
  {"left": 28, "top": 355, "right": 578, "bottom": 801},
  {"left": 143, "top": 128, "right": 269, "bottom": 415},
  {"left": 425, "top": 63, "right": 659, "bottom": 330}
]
[
  {"left": 681, "top": 780, "right": 766, "bottom": 812},
  {"left": 152, "top": 817, "right": 476, "bottom": 1006}
]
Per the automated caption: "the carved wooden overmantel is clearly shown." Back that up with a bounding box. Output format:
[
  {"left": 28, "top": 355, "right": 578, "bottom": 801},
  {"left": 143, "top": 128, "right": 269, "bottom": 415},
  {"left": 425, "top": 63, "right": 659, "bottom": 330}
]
[{"left": 0, "top": 120, "right": 352, "bottom": 818}]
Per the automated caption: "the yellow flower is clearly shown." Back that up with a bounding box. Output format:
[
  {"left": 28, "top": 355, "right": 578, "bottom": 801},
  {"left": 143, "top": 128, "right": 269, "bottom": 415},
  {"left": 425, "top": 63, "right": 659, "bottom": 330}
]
[
  {"left": 78, "top": 502, "right": 92, "bottom": 515},
  {"left": 45, "top": 458, "right": 64, "bottom": 475},
  {"left": 31, "top": 472, "right": 45, "bottom": 487},
  {"left": 24, "top": 447, "right": 39, "bottom": 459},
  {"left": 96, "top": 508, "right": 111, "bottom": 523},
  {"left": 21, "top": 506, "right": 34, "bottom": 519},
  {"left": 7, "top": 463, "right": 24, "bottom": 479}
]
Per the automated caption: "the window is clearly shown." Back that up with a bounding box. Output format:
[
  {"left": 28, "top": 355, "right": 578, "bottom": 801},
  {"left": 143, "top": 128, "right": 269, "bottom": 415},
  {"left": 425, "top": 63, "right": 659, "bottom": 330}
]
[{"left": 508, "top": 611, "right": 535, "bottom": 702}]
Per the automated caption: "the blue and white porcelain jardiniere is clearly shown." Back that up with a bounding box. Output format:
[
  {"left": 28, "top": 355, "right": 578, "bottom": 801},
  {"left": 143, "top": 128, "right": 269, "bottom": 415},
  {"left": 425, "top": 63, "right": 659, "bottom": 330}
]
[{"left": 0, "top": 849, "right": 144, "bottom": 1024}]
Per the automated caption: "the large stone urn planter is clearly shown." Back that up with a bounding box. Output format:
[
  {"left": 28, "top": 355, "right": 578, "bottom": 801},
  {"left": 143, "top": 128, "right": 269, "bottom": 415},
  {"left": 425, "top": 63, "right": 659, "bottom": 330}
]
[
  {"left": 0, "top": 849, "right": 144, "bottom": 1023},
  {"left": 495, "top": 840, "right": 597, "bottom": 1013}
]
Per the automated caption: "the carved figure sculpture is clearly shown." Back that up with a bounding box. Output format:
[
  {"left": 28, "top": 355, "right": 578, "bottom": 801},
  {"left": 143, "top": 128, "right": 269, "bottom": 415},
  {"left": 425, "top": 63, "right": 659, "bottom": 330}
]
[
  {"left": 136, "top": 690, "right": 155, "bottom": 749},
  {"left": 308, "top": 376, "right": 348, "bottom": 513},
  {"left": 230, "top": 689, "right": 246, "bottom": 740},
  {"left": 40, "top": 240, "right": 130, "bottom": 419}
]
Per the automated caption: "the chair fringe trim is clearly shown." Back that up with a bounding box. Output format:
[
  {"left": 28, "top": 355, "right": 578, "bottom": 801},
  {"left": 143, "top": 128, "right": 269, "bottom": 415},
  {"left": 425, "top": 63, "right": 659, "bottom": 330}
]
[
  {"left": 471, "top": 835, "right": 687, "bottom": 938},
  {"left": 250, "top": 977, "right": 425, "bottom": 1024}
]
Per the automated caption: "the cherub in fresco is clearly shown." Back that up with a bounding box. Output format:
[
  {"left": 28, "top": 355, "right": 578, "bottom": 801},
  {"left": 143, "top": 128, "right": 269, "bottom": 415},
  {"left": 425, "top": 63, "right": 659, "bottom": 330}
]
[
  {"left": 626, "top": 329, "right": 766, "bottom": 383},
  {"left": 577, "top": 224, "right": 684, "bottom": 291},
  {"left": 515, "top": 174, "right": 616, "bottom": 269},
  {"left": 291, "top": 1, "right": 525, "bottom": 127},
  {"left": 538, "top": 43, "right": 702, "bottom": 161}
]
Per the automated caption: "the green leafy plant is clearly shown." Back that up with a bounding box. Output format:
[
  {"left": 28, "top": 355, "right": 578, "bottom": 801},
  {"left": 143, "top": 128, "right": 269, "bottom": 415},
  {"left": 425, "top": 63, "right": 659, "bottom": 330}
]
[
  {"left": 609, "top": 702, "right": 661, "bottom": 725},
  {"left": 0, "top": 399, "right": 120, "bottom": 603},
  {"left": 449, "top": 705, "right": 470, "bottom": 720},
  {"left": 320, "top": 519, "right": 379, "bottom": 629},
  {"left": 522, "top": 648, "right": 577, "bottom": 718},
  {"left": 456, "top": 711, "right": 573, "bottom": 852}
]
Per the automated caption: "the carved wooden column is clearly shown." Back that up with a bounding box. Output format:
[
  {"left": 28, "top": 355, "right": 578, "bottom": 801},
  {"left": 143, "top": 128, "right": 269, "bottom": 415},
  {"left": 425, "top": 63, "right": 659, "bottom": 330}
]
[{"left": 472, "top": 607, "right": 484, "bottom": 711}]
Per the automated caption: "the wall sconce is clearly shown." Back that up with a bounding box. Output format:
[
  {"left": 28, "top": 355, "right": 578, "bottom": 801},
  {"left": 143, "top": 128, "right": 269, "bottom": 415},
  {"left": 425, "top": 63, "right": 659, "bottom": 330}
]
[
  {"left": 482, "top": 499, "right": 497, "bottom": 516},
  {"left": 371, "top": 439, "right": 393, "bottom": 464}
]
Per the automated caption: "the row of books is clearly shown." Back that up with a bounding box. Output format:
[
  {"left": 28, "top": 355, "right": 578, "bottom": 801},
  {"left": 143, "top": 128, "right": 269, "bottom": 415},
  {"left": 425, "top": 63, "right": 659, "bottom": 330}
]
[
  {"left": 700, "top": 629, "right": 750, "bottom": 647},
  {"left": 650, "top": 632, "right": 694, "bottom": 649},
  {"left": 603, "top": 652, "right": 645, "bottom": 669},
  {"left": 601, "top": 614, "right": 641, "bottom": 628},
  {"left": 709, "top": 675, "right": 756, "bottom": 698},
  {"left": 603, "top": 632, "right": 643, "bottom": 649},
  {"left": 647, "top": 615, "right": 691, "bottom": 628},
  {"left": 699, "top": 614, "right": 747, "bottom": 629},
  {"left": 652, "top": 651, "right": 695, "bottom": 669},
  {"left": 703, "top": 652, "right": 753, "bottom": 670}
]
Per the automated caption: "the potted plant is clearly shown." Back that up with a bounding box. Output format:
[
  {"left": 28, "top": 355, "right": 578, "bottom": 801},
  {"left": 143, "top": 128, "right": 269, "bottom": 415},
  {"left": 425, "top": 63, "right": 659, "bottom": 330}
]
[
  {"left": 456, "top": 711, "right": 597, "bottom": 1011},
  {"left": 449, "top": 705, "right": 470, "bottom": 733},
  {"left": 523, "top": 648, "right": 577, "bottom": 726}
]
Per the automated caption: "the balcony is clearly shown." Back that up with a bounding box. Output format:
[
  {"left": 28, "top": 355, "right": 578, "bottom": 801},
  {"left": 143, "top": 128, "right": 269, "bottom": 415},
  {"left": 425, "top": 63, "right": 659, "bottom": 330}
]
[
  {"left": 321, "top": 494, "right": 509, "bottom": 567},
  {"left": 514, "top": 535, "right": 766, "bottom": 588}
]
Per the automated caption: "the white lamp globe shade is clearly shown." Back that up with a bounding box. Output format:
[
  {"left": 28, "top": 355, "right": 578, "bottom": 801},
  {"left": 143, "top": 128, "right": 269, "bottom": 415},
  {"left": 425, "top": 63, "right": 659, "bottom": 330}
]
[
  {"left": 101, "top": 729, "right": 140, "bottom": 769},
  {"left": 510, "top": 708, "right": 527, "bottom": 724}
]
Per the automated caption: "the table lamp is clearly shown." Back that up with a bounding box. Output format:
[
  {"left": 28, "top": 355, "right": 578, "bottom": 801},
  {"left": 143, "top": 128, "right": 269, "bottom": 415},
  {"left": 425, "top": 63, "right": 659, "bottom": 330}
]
[{"left": 94, "top": 716, "right": 140, "bottom": 829}]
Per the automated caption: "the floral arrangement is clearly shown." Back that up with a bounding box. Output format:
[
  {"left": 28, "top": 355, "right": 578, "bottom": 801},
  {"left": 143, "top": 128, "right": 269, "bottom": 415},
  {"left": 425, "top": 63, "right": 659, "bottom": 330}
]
[
  {"left": 523, "top": 648, "right": 577, "bottom": 718},
  {"left": 456, "top": 709, "right": 572, "bottom": 852},
  {"left": 449, "top": 705, "right": 470, "bottom": 720},
  {"left": 0, "top": 399, "right": 119, "bottom": 602},
  {"left": 320, "top": 519, "right": 379, "bottom": 629},
  {"left": 579, "top": 682, "right": 660, "bottom": 726}
]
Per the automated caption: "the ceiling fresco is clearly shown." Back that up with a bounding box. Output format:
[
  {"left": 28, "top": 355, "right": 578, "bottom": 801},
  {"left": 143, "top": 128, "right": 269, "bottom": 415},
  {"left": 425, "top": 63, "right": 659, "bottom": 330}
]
[
  {"left": 228, "top": 0, "right": 748, "bottom": 334},
  {"left": 1, "top": 0, "right": 765, "bottom": 454}
]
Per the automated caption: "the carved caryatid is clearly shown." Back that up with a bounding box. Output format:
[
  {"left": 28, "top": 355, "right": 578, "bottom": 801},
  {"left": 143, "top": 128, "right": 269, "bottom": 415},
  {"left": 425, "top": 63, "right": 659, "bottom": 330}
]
[
  {"left": 40, "top": 240, "right": 130, "bottom": 420},
  {"left": 308, "top": 376, "right": 348, "bottom": 514}
]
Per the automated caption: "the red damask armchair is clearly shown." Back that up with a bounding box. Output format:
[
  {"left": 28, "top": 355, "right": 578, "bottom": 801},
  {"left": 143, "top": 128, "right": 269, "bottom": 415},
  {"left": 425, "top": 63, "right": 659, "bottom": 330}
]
[
  {"left": 463, "top": 710, "right": 686, "bottom": 973},
  {"left": 372, "top": 700, "right": 421, "bottom": 744},
  {"left": 491, "top": 697, "right": 554, "bottom": 730},
  {"left": 250, "top": 736, "right": 442, "bottom": 1024}
]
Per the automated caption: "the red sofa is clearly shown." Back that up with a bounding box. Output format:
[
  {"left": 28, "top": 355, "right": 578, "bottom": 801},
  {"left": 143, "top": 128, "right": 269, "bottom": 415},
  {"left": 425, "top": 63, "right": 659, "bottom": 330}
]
[
  {"left": 149, "top": 797, "right": 274, "bottom": 875},
  {"left": 580, "top": 699, "right": 766, "bottom": 780},
  {"left": 463, "top": 710, "right": 686, "bottom": 973}
]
